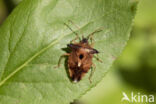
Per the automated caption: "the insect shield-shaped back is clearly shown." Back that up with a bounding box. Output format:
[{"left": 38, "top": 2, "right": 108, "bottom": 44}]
[
  {"left": 67, "top": 41, "right": 99, "bottom": 83},
  {"left": 55, "top": 21, "right": 103, "bottom": 83}
]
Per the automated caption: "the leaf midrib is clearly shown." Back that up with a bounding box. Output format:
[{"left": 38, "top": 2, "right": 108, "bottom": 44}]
[
  {"left": 0, "top": 34, "right": 64, "bottom": 87},
  {"left": 0, "top": 21, "right": 93, "bottom": 87}
]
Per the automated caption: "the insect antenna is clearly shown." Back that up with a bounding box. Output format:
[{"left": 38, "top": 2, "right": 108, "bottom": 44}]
[
  {"left": 64, "top": 23, "right": 81, "bottom": 41},
  {"left": 68, "top": 20, "right": 85, "bottom": 39},
  {"left": 68, "top": 20, "right": 80, "bottom": 31},
  {"left": 87, "top": 27, "right": 104, "bottom": 40}
]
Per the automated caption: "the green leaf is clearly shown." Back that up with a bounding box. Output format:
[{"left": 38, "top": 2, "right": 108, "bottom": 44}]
[{"left": 0, "top": 0, "right": 136, "bottom": 104}]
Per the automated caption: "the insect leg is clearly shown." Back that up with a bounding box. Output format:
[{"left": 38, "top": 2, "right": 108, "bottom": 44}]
[
  {"left": 89, "top": 35, "right": 95, "bottom": 47},
  {"left": 94, "top": 54, "right": 103, "bottom": 63},
  {"left": 89, "top": 63, "right": 96, "bottom": 83},
  {"left": 54, "top": 53, "right": 70, "bottom": 69},
  {"left": 70, "top": 36, "right": 80, "bottom": 43}
]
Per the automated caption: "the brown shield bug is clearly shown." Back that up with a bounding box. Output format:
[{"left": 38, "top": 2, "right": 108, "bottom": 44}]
[{"left": 55, "top": 20, "right": 103, "bottom": 83}]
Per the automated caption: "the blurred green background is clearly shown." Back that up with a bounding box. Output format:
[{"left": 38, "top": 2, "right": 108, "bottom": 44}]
[{"left": 0, "top": 0, "right": 156, "bottom": 104}]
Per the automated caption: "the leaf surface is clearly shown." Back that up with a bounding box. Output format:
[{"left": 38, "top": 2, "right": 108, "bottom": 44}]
[{"left": 0, "top": 0, "right": 136, "bottom": 104}]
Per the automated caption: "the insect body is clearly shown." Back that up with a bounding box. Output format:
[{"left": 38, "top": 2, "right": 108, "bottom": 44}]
[
  {"left": 56, "top": 21, "right": 103, "bottom": 83},
  {"left": 67, "top": 38, "right": 99, "bottom": 82}
]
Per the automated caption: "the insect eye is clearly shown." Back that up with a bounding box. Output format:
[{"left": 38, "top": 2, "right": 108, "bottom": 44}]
[{"left": 79, "top": 54, "right": 84, "bottom": 59}]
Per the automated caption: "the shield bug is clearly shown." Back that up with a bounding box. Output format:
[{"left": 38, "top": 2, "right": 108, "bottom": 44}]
[{"left": 55, "top": 20, "right": 103, "bottom": 83}]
